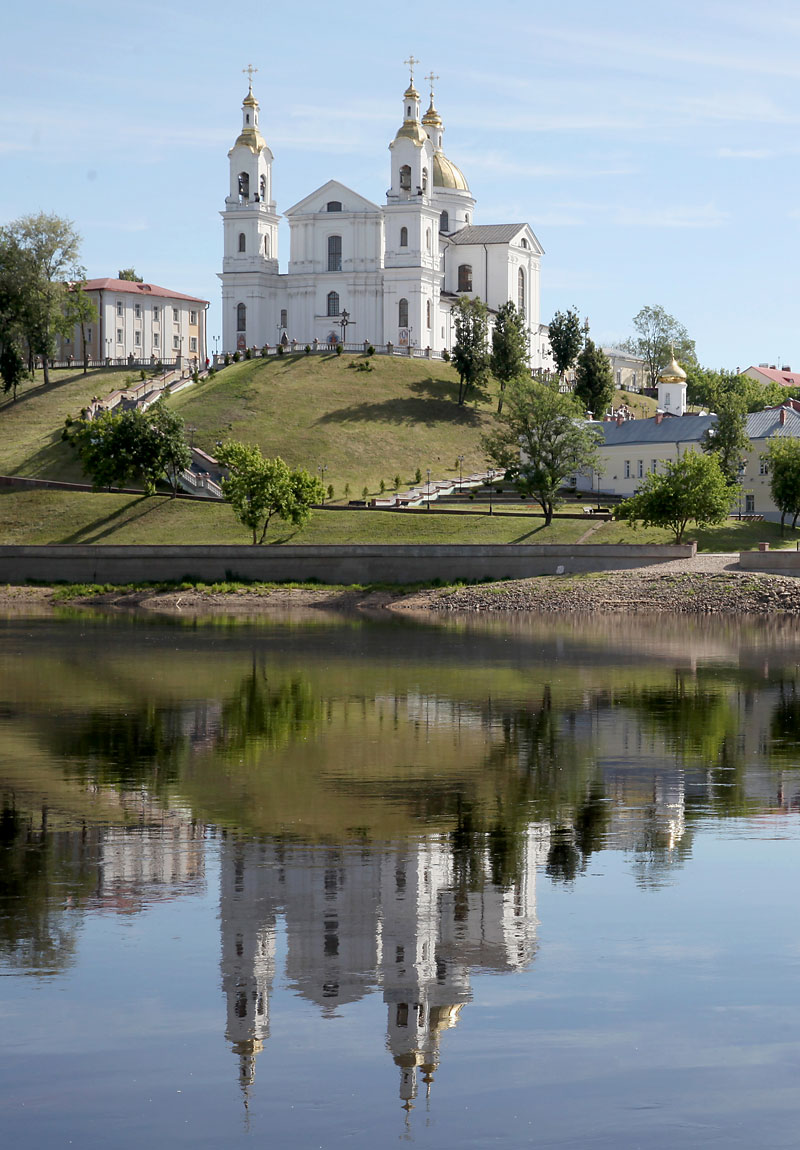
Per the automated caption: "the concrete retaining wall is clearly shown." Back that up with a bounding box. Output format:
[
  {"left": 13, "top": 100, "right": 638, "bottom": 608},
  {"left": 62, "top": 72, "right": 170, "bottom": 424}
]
[
  {"left": 739, "top": 549, "right": 800, "bottom": 575},
  {"left": 0, "top": 543, "right": 696, "bottom": 586}
]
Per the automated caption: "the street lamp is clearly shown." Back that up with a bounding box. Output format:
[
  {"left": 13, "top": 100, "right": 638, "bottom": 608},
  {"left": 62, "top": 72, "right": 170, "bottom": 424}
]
[
  {"left": 339, "top": 309, "right": 354, "bottom": 346},
  {"left": 457, "top": 454, "right": 464, "bottom": 487},
  {"left": 427, "top": 467, "right": 431, "bottom": 511},
  {"left": 487, "top": 468, "right": 495, "bottom": 515},
  {"left": 187, "top": 425, "right": 197, "bottom": 448},
  {"left": 318, "top": 464, "right": 328, "bottom": 503}
]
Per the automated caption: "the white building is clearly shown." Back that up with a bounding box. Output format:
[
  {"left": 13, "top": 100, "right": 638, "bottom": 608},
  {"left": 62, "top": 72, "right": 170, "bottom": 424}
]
[{"left": 220, "top": 69, "right": 544, "bottom": 362}]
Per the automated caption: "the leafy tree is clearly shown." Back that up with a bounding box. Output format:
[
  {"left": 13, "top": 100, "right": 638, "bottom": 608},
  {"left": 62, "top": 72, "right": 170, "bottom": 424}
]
[
  {"left": 0, "top": 213, "right": 82, "bottom": 385},
  {"left": 761, "top": 438, "right": 800, "bottom": 533},
  {"left": 65, "top": 401, "right": 190, "bottom": 495},
  {"left": 687, "top": 365, "right": 786, "bottom": 412},
  {"left": 615, "top": 451, "right": 735, "bottom": 542},
  {"left": 62, "top": 276, "right": 98, "bottom": 374},
  {"left": 118, "top": 268, "right": 143, "bottom": 282},
  {"left": 574, "top": 338, "right": 614, "bottom": 419},
  {"left": 624, "top": 305, "right": 695, "bottom": 388},
  {"left": 0, "top": 238, "right": 30, "bottom": 400},
  {"left": 143, "top": 402, "right": 192, "bottom": 495},
  {"left": 701, "top": 392, "right": 749, "bottom": 485},
  {"left": 216, "top": 442, "right": 324, "bottom": 544},
  {"left": 483, "top": 378, "right": 601, "bottom": 525},
  {"left": 548, "top": 307, "right": 583, "bottom": 382},
  {"left": 490, "top": 300, "right": 528, "bottom": 414},
  {"left": 452, "top": 296, "right": 489, "bottom": 406}
]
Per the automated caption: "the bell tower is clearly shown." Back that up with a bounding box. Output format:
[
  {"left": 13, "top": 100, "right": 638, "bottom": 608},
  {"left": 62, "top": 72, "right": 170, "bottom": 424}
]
[{"left": 220, "top": 67, "right": 280, "bottom": 352}]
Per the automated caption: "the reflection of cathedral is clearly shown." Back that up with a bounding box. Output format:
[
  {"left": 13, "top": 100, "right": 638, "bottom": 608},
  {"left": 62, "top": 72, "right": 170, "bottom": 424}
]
[{"left": 218, "top": 827, "right": 550, "bottom": 1109}]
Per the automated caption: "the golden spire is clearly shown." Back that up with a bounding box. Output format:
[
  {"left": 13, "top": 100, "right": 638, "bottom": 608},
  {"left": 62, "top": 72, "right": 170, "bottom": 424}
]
[
  {"left": 242, "top": 64, "right": 258, "bottom": 106},
  {"left": 422, "top": 71, "right": 442, "bottom": 128},
  {"left": 403, "top": 54, "right": 420, "bottom": 99}
]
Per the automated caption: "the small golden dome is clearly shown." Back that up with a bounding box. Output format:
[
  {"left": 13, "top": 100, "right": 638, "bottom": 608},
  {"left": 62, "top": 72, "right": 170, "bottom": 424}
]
[
  {"left": 433, "top": 151, "right": 469, "bottom": 191},
  {"left": 243, "top": 90, "right": 258, "bottom": 108},
  {"left": 394, "top": 120, "right": 428, "bottom": 146},
  {"left": 231, "top": 126, "right": 267, "bottom": 154},
  {"left": 404, "top": 81, "right": 420, "bottom": 100},
  {"left": 659, "top": 353, "right": 687, "bottom": 384},
  {"left": 422, "top": 100, "right": 442, "bottom": 128}
]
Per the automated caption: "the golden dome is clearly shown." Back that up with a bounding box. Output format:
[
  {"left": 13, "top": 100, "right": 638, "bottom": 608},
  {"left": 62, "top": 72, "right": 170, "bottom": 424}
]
[
  {"left": 422, "top": 100, "right": 442, "bottom": 128},
  {"left": 243, "top": 90, "right": 258, "bottom": 108},
  {"left": 394, "top": 119, "right": 428, "bottom": 146},
  {"left": 433, "top": 151, "right": 469, "bottom": 191},
  {"left": 404, "top": 81, "right": 420, "bottom": 100},
  {"left": 231, "top": 126, "right": 267, "bottom": 154},
  {"left": 659, "top": 353, "right": 687, "bottom": 384}
]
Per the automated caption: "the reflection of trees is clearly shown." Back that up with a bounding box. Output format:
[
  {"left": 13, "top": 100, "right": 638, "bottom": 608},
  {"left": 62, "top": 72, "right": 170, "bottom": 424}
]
[
  {"left": 47, "top": 706, "right": 187, "bottom": 791},
  {"left": 0, "top": 803, "right": 95, "bottom": 973},
  {"left": 217, "top": 664, "right": 321, "bottom": 759}
]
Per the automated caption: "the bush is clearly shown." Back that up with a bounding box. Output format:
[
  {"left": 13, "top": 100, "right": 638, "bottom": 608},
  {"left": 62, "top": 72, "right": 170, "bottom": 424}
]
[
  {"left": 441, "top": 348, "right": 450, "bottom": 362},
  {"left": 224, "top": 353, "right": 230, "bottom": 366},
  {"left": 415, "top": 468, "right": 422, "bottom": 484},
  {"left": 277, "top": 343, "right": 284, "bottom": 355},
  {"left": 394, "top": 474, "right": 401, "bottom": 490},
  {"left": 380, "top": 479, "right": 386, "bottom": 494},
  {"left": 139, "top": 369, "right": 147, "bottom": 381},
  {"left": 305, "top": 344, "right": 311, "bottom": 355},
  {"left": 232, "top": 351, "right": 240, "bottom": 363},
  {"left": 245, "top": 347, "right": 252, "bottom": 360},
  {"left": 367, "top": 345, "right": 375, "bottom": 356},
  {"left": 262, "top": 344, "right": 270, "bottom": 357},
  {"left": 336, "top": 344, "right": 343, "bottom": 356},
  {"left": 207, "top": 367, "right": 216, "bottom": 379},
  {"left": 361, "top": 485, "right": 369, "bottom": 500}
]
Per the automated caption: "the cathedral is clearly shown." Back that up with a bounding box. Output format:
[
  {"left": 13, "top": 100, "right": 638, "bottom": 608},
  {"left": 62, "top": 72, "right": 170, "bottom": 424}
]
[{"left": 220, "top": 65, "right": 546, "bottom": 365}]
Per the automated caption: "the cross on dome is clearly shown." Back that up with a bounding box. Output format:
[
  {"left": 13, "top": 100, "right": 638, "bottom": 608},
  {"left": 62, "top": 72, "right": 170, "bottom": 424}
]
[
  {"left": 242, "top": 64, "right": 258, "bottom": 92},
  {"left": 425, "top": 71, "right": 439, "bottom": 97},
  {"left": 404, "top": 55, "right": 419, "bottom": 81}
]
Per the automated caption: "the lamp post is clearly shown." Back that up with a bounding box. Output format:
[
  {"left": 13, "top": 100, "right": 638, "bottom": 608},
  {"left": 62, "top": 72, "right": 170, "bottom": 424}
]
[
  {"left": 487, "top": 468, "right": 495, "bottom": 515},
  {"left": 427, "top": 467, "right": 431, "bottom": 511},
  {"left": 105, "top": 337, "right": 111, "bottom": 366},
  {"left": 457, "top": 454, "right": 464, "bottom": 488},
  {"left": 318, "top": 464, "right": 328, "bottom": 503},
  {"left": 187, "top": 425, "right": 197, "bottom": 448},
  {"left": 339, "top": 309, "right": 354, "bottom": 347}
]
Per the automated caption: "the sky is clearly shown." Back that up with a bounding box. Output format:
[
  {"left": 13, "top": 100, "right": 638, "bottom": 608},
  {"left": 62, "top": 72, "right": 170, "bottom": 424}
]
[{"left": 1, "top": 0, "right": 798, "bottom": 370}]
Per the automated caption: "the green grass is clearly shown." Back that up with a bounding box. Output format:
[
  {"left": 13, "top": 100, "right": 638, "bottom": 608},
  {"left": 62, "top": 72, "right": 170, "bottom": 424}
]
[{"left": 592, "top": 516, "right": 799, "bottom": 552}]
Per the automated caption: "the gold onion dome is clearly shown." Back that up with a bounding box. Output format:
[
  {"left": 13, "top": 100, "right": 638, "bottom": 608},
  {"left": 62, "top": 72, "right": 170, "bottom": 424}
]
[
  {"left": 395, "top": 119, "right": 428, "bottom": 146},
  {"left": 433, "top": 151, "right": 469, "bottom": 191},
  {"left": 423, "top": 99, "right": 442, "bottom": 128},
  {"left": 659, "top": 353, "right": 687, "bottom": 384},
  {"left": 404, "top": 80, "right": 420, "bottom": 100},
  {"left": 243, "top": 90, "right": 258, "bottom": 107}
]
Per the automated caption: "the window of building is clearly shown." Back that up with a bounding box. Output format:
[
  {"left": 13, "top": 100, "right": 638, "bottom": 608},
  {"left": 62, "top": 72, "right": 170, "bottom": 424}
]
[
  {"left": 327, "top": 234, "right": 342, "bottom": 272},
  {"left": 624, "top": 460, "right": 631, "bottom": 478},
  {"left": 153, "top": 306, "right": 159, "bottom": 322},
  {"left": 264, "top": 234, "right": 270, "bottom": 257},
  {"left": 327, "top": 291, "right": 339, "bottom": 316},
  {"left": 134, "top": 302, "right": 141, "bottom": 319},
  {"left": 518, "top": 267, "right": 525, "bottom": 313},
  {"left": 260, "top": 175, "right": 266, "bottom": 201},
  {"left": 616, "top": 370, "right": 622, "bottom": 387},
  {"left": 400, "top": 226, "right": 408, "bottom": 247},
  {"left": 458, "top": 264, "right": 473, "bottom": 292},
  {"left": 173, "top": 335, "right": 180, "bottom": 350},
  {"left": 439, "top": 210, "right": 449, "bottom": 233},
  {"left": 87, "top": 328, "right": 92, "bottom": 342},
  {"left": 190, "top": 310, "right": 197, "bottom": 324},
  {"left": 637, "top": 460, "right": 643, "bottom": 478},
  {"left": 398, "top": 298, "right": 408, "bottom": 328},
  {"left": 173, "top": 308, "right": 179, "bottom": 322},
  {"left": 465, "top": 212, "right": 470, "bottom": 224},
  {"left": 134, "top": 331, "right": 141, "bottom": 346},
  {"left": 116, "top": 328, "right": 123, "bottom": 343},
  {"left": 280, "top": 308, "right": 287, "bottom": 328},
  {"left": 116, "top": 301, "right": 123, "bottom": 317},
  {"left": 521, "top": 237, "right": 529, "bottom": 249},
  {"left": 326, "top": 200, "right": 342, "bottom": 212},
  {"left": 153, "top": 332, "right": 159, "bottom": 348},
  {"left": 238, "top": 232, "right": 246, "bottom": 253},
  {"left": 760, "top": 460, "right": 769, "bottom": 475},
  {"left": 426, "top": 227, "right": 431, "bottom": 252},
  {"left": 631, "top": 372, "right": 637, "bottom": 388},
  {"left": 426, "top": 299, "right": 431, "bottom": 329},
  {"left": 399, "top": 164, "right": 411, "bottom": 191},
  {"left": 651, "top": 459, "right": 657, "bottom": 473},
  {"left": 745, "top": 494, "right": 755, "bottom": 513},
  {"left": 190, "top": 337, "right": 197, "bottom": 352},
  {"left": 422, "top": 167, "right": 428, "bottom": 192},
  {"left": 236, "top": 303, "right": 246, "bottom": 331}
]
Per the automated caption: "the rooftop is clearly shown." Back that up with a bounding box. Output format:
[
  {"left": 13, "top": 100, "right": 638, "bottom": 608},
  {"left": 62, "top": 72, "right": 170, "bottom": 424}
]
[{"left": 82, "top": 278, "right": 208, "bottom": 304}]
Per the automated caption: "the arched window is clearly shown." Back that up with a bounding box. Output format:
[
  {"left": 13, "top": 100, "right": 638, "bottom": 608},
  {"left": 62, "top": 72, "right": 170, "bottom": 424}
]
[
  {"left": 280, "top": 309, "right": 287, "bottom": 328},
  {"left": 399, "top": 165, "right": 411, "bottom": 191},
  {"left": 398, "top": 298, "right": 409, "bottom": 328},
  {"left": 264, "top": 234, "right": 270, "bottom": 257},
  {"left": 327, "top": 200, "right": 342, "bottom": 212},
  {"left": 458, "top": 264, "right": 473, "bottom": 292},
  {"left": 422, "top": 167, "right": 428, "bottom": 193},
  {"left": 260, "top": 175, "right": 266, "bottom": 201},
  {"left": 238, "top": 232, "right": 246, "bottom": 252},
  {"left": 328, "top": 235, "right": 342, "bottom": 272},
  {"left": 465, "top": 212, "right": 470, "bottom": 225},
  {"left": 426, "top": 299, "right": 431, "bottom": 329},
  {"left": 521, "top": 237, "right": 529, "bottom": 249},
  {"left": 426, "top": 228, "right": 431, "bottom": 252},
  {"left": 439, "top": 211, "right": 449, "bottom": 233},
  {"left": 236, "top": 303, "right": 246, "bottom": 331},
  {"left": 400, "top": 226, "right": 408, "bottom": 247},
  {"left": 518, "top": 267, "right": 525, "bottom": 313},
  {"left": 238, "top": 172, "right": 249, "bottom": 199},
  {"left": 327, "top": 291, "right": 340, "bottom": 316}
]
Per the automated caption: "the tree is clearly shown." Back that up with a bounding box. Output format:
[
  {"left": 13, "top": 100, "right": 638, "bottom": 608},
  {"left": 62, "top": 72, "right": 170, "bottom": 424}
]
[
  {"left": 451, "top": 296, "right": 489, "bottom": 406},
  {"left": 761, "top": 438, "right": 800, "bottom": 533},
  {"left": 548, "top": 308, "right": 583, "bottom": 383},
  {"left": 140, "top": 401, "right": 191, "bottom": 495},
  {"left": 624, "top": 305, "right": 695, "bottom": 388},
  {"left": 490, "top": 300, "right": 528, "bottom": 414},
  {"left": 216, "top": 442, "right": 324, "bottom": 544},
  {"left": 574, "top": 338, "right": 614, "bottom": 419},
  {"left": 0, "top": 213, "right": 82, "bottom": 385},
  {"left": 65, "top": 400, "right": 190, "bottom": 495},
  {"left": 0, "top": 236, "right": 30, "bottom": 400},
  {"left": 701, "top": 392, "right": 749, "bottom": 485},
  {"left": 687, "top": 365, "right": 786, "bottom": 412},
  {"left": 118, "top": 268, "right": 143, "bottom": 282},
  {"left": 482, "top": 378, "right": 601, "bottom": 525},
  {"left": 62, "top": 276, "right": 98, "bottom": 374},
  {"left": 615, "top": 451, "right": 735, "bottom": 542}
]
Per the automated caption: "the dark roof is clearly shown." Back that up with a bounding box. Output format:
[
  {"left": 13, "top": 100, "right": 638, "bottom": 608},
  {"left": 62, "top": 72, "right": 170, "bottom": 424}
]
[
  {"left": 595, "top": 414, "right": 716, "bottom": 446},
  {"left": 746, "top": 406, "right": 800, "bottom": 439},
  {"left": 447, "top": 224, "right": 528, "bottom": 245}
]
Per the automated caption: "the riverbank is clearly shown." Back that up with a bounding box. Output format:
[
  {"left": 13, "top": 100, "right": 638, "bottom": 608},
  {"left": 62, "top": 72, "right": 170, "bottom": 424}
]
[{"left": 2, "top": 553, "right": 800, "bottom": 616}]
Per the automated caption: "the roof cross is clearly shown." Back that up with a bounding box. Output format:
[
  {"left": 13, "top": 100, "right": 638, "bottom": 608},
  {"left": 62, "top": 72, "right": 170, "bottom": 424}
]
[
  {"left": 242, "top": 64, "right": 258, "bottom": 91},
  {"left": 425, "top": 71, "right": 439, "bottom": 97},
  {"left": 404, "top": 55, "right": 419, "bottom": 80}
]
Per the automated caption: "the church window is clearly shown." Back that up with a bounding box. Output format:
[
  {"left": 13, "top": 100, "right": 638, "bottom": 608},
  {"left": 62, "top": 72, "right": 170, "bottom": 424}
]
[
  {"left": 328, "top": 234, "right": 342, "bottom": 271},
  {"left": 327, "top": 291, "right": 340, "bottom": 316},
  {"left": 422, "top": 167, "right": 428, "bottom": 193},
  {"left": 237, "top": 303, "right": 246, "bottom": 331},
  {"left": 426, "top": 299, "right": 431, "bottom": 329},
  {"left": 260, "top": 175, "right": 266, "bottom": 201},
  {"left": 173, "top": 308, "right": 179, "bottom": 321},
  {"left": 134, "top": 331, "right": 141, "bottom": 346},
  {"left": 440, "top": 210, "right": 449, "bottom": 232},
  {"left": 400, "top": 226, "right": 408, "bottom": 247},
  {"left": 624, "top": 460, "right": 631, "bottom": 478},
  {"left": 458, "top": 264, "right": 473, "bottom": 292},
  {"left": 518, "top": 267, "right": 525, "bottom": 313},
  {"left": 280, "top": 309, "right": 287, "bottom": 328},
  {"left": 116, "top": 328, "right": 122, "bottom": 343},
  {"left": 521, "top": 237, "right": 529, "bottom": 249},
  {"left": 398, "top": 298, "right": 408, "bottom": 328},
  {"left": 399, "top": 165, "right": 411, "bottom": 191},
  {"left": 116, "top": 301, "right": 123, "bottom": 317},
  {"left": 637, "top": 459, "right": 643, "bottom": 478},
  {"left": 264, "top": 234, "right": 270, "bottom": 257},
  {"left": 134, "top": 303, "right": 141, "bottom": 319},
  {"left": 153, "top": 306, "right": 159, "bottom": 321},
  {"left": 153, "top": 333, "right": 159, "bottom": 348},
  {"left": 426, "top": 227, "right": 431, "bottom": 252},
  {"left": 465, "top": 212, "right": 471, "bottom": 224},
  {"left": 327, "top": 200, "right": 342, "bottom": 212},
  {"left": 238, "top": 232, "right": 246, "bottom": 253},
  {"left": 238, "top": 171, "right": 249, "bottom": 199},
  {"left": 190, "top": 310, "right": 197, "bottom": 324}
]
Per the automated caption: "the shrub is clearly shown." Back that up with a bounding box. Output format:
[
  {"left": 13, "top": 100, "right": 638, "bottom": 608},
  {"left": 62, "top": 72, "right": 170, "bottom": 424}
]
[
  {"left": 224, "top": 353, "right": 230, "bottom": 366},
  {"left": 367, "top": 345, "right": 375, "bottom": 356},
  {"left": 305, "top": 344, "right": 311, "bottom": 355},
  {"left": 139, "top": 369, "right": 147, "bottom": 381},
  {"left": 394, "top": 474, "right": 401, "bottom": 490},
  {"left": 327, "top": 483, "right": 334, "bottom": 502},
  {"left": 380, "top": 479, "right": 386, "bottom": 494},
  {"left": 361, "top": 485, "right": 369, "bottom": 500},
  {"left": 344, "top": 483, "right": 351, "bottom": 500},
  {"left": 441, "top": 348, "right": 450, "bottom": 362},
  {"left": 262, "top": 344, "right": 270, "bottom": 357},
  {"left": 415, "top": 468, "right": 422, "bottom": 484},
  {"left": 245, "top": 347, "right": 252, "bottom": 360},
  {"left": 207, "top": 367, "right": 216, "bottom": 379},
  {"left": 336, "top": 344, "right": 343, "bottom": 356},
  {"left": 277, "top": 344, "right": 284, "bottom": 356},
  {"left": 232, "top": 351, "right": 240, "bottom": 363}
]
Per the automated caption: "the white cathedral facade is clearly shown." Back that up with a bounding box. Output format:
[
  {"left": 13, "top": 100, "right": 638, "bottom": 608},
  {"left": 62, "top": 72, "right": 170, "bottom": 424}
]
[{"left": 220, "top": 68, "right": 546, "bottom": 364}]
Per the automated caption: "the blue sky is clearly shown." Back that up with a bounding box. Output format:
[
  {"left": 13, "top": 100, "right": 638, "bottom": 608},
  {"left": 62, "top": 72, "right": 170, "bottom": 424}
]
[{"left": 1, "top": 0, "right": 798, "bottom": 369}]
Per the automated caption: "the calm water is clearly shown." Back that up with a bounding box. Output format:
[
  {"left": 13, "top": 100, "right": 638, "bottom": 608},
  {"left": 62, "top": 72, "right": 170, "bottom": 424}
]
[{"left": 3, "top": 609, "right": 800, "bottom": 1148}]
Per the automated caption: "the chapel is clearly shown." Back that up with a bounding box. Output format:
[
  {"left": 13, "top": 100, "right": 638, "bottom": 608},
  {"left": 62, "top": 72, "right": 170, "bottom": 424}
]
[{"left": 220, "top": 64, "right": 546, "bottom": 364}]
